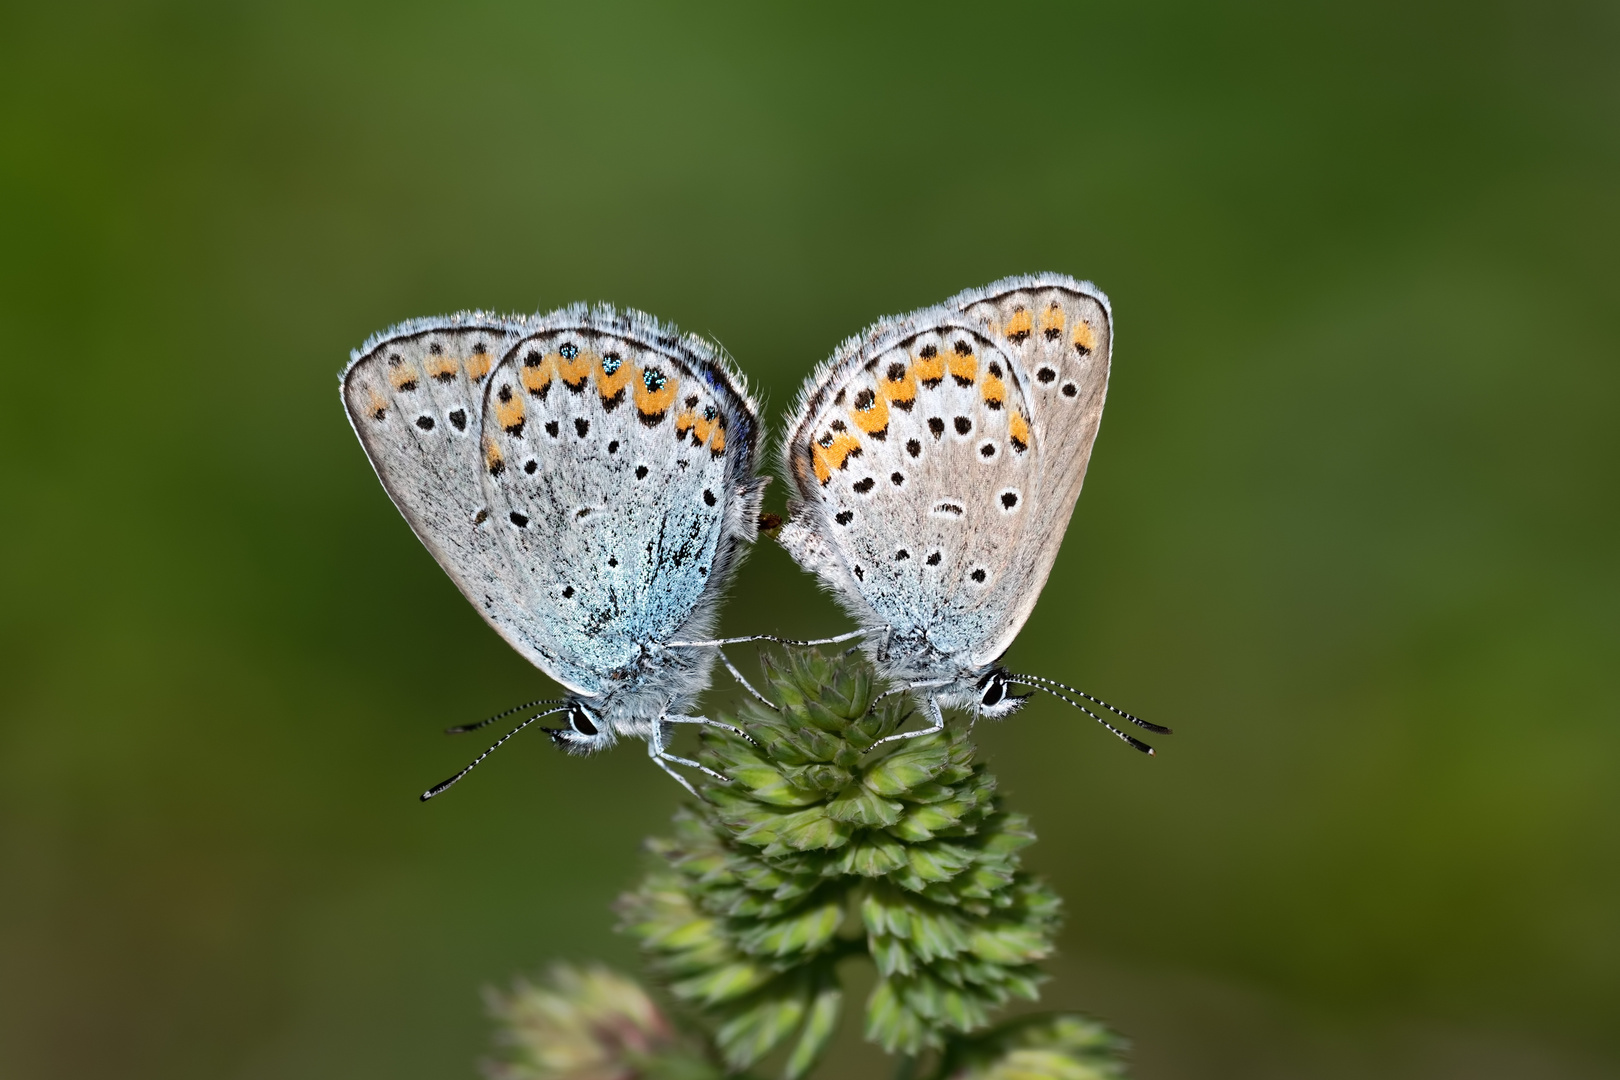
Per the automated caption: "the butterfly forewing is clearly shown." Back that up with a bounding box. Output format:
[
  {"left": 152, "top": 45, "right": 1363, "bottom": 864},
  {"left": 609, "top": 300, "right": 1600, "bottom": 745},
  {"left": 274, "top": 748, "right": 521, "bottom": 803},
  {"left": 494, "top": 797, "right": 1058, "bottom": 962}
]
[
  {"left": 954, "top": 274, "right": 1112, "bottom": 556},
  {"left": 948, "top": 276, "right": 1112, "bottom": 660},
  {"left": 343, "top": 320, "right": 584, "bottom": 678}
]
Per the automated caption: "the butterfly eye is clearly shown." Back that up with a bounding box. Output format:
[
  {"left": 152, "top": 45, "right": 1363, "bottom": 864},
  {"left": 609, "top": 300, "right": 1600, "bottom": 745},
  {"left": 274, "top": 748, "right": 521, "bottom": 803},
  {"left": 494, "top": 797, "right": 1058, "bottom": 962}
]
[
  {"left": 981, "top": 678, "right": 1006, "bottom": 707},
  {"left": 570, "top": 707, "right": 599, "bottom": 736}
]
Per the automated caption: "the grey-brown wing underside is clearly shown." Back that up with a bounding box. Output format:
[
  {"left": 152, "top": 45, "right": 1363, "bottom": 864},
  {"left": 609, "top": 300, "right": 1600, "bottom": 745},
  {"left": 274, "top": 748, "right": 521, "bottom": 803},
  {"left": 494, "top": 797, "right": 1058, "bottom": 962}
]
[
  {"left": 471, "top": 324, "right": 763, "bottom": 696},
  {"left": 781, "top": 314, "right": 1055, "bottom": 667}
]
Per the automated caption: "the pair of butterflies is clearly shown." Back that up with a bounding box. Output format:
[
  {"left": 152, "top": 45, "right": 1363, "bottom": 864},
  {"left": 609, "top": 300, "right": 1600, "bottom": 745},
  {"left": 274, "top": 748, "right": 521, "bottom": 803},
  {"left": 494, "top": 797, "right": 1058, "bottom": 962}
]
[{"left": 341, "top": 273, "right": 1167, "bottom": 800}]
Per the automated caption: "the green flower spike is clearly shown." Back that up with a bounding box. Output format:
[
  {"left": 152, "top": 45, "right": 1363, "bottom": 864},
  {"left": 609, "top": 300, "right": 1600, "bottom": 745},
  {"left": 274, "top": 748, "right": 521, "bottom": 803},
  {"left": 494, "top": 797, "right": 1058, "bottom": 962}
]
[
  {"left": 482, "top": 963, "right": 725, "bottom": 1080},
  {"left": 615, "top": 648, "right": 1125, "bottom": 1080},
  {"left": 936, "top": 1014, "right": 1130, "bottom": 1080}
]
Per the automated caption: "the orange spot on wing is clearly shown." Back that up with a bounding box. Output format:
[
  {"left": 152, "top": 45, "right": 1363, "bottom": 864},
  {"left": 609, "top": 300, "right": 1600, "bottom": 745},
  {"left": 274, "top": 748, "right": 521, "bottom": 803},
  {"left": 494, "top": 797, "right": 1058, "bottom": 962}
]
[
  {"left": 850, "top": 390, "right": 889, "bottom": 435},
  {"left": 1040, "top": 305, "right": 1065, "bottom": 339},
  {"left": 389, "top": 362, "right": 419, "bottom": 391},
  {"left": 1004, "top": 308, "right": 1033, "bottom": 342},
  {"left": 692, "top": 414, "right": 718, "bottom": 446},
  {"left": 675, "top": 409, "right": 697, "bottom": 437},
  {"left": 521, "top": 353, "right": 556, "bottom": 395},
  {"left": 810, "top": 431, "right": 861, "bottom": 485},
  {"left": 634, "top": 369, "right": 679, "bottom": 417},
  {"left": 596, "top": 355, "right": 632, "bottom": 399},
  {"left": 426, "top": 355, "right": 459, "bottom": 381},
  {"left": 366, "top": 388, "right": 387, "bottom": 419},
  {"left": 494, "top": 391, "right": 525, "bottom": 433},
  {"left": 1009, "top": 410, "right": 1030, "bottom": 451},
  {"left": 709, "top": 424, "right": 726, "bottom": 455},
  {"left": 982, "top": 372, "right": 1006, "bottom": 408},
  {"left": 484, "top": 438, "right": 504, "bottom": 472},
  {"left": 1073, "top": 320, "right": 1098, "bottom": 353},
  {"left": 913, "top": 349, "right": 945, "bottom": 385},
  {"left": 948, "top": 349, "right": 977, "bottom": 385},
  {"left": 558, "top": 350, "right": 593, "bottom": 389},
  {"left": 465, "top": 350, "right": 493, "bottom": 382},
  {"left": 881, "top": 365, "right": 916, "bottom": 406}
]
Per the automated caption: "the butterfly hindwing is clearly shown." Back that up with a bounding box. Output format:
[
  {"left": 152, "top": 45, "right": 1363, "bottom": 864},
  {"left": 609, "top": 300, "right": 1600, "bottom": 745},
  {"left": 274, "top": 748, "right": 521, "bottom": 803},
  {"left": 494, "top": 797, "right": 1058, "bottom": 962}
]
[
  {"left": 477, "top": 321, "right": 760, "bottom": 696},
  {"left": 781, "top": 312, "right": 1053, "bottom": 669},
  {"left": 343, "top": 318, "right": 582, "bottom": 676}
]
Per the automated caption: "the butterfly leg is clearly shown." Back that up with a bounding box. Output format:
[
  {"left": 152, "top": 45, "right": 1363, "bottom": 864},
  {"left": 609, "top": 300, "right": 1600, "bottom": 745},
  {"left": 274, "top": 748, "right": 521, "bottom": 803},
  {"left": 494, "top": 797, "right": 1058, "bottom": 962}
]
[
  {"left": 874, "top": 625, "right": 893, "bottom": 663},
  {"left": 644, "top": 723, "right": 732, "bottom": 798},
  {"left": 657, "top": 716, "right": 740, "bottom": 782},
  {"left": 869, "top": 689, "right": 949, "bottom": 749},
  {"left": 646, "top": 736, "right": 703, "bottom": 800},
  {"left": 663, "top": 712, "right": 752, "bottom": 746},
  {"left": 662, "top": 628, "right": 871, "bottom": 649}
]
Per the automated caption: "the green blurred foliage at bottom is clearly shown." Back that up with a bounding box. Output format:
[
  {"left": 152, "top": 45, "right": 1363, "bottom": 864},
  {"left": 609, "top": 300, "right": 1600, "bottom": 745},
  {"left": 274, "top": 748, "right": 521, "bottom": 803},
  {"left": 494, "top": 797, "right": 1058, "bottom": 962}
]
[{"left": 0, "top": 1, "right": 1616, "bottom": 1078}]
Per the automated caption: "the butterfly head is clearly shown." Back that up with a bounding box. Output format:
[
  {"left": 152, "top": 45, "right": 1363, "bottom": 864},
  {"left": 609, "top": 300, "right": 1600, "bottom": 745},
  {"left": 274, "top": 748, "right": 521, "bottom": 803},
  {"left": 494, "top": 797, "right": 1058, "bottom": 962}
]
[
  {"left": 974, "top": 668, "right": 1032, "bottom": 720},
  {"left": 547, "top": 701, "right": 614, "bottom": 755}
]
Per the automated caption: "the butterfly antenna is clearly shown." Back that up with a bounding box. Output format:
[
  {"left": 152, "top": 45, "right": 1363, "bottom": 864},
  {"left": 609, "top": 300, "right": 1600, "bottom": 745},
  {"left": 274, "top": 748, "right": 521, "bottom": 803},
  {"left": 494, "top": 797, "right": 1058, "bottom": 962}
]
[
  {"left": 421, "top": 706, "right": 571, "bottom": 801},
  {"left": 445, "top": 698, "right": 566, "bottom": 734},
  {"left": 1007, "top": 673, "right": 1171, "bottom": 734},
  {"left": 1006, "top": 676, "right": 1159, "bottom": 756}
]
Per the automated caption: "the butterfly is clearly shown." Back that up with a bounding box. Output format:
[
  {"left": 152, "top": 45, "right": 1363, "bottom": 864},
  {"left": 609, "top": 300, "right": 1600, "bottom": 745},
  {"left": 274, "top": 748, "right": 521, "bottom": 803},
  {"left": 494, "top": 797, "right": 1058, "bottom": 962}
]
[
  {"left": 341, "top": 305, "right": 768, "bottom": 798},
  {"left": 774, "top": 274, "right": 1169, "bottom": 751}
]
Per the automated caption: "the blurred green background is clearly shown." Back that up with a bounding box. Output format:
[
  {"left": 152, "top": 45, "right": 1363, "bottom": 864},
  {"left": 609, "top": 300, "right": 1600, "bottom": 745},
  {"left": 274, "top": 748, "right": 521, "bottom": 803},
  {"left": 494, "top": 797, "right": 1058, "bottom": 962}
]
[{"left": 2, "top": 1, "right": 1616, "bottom": 1077}]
